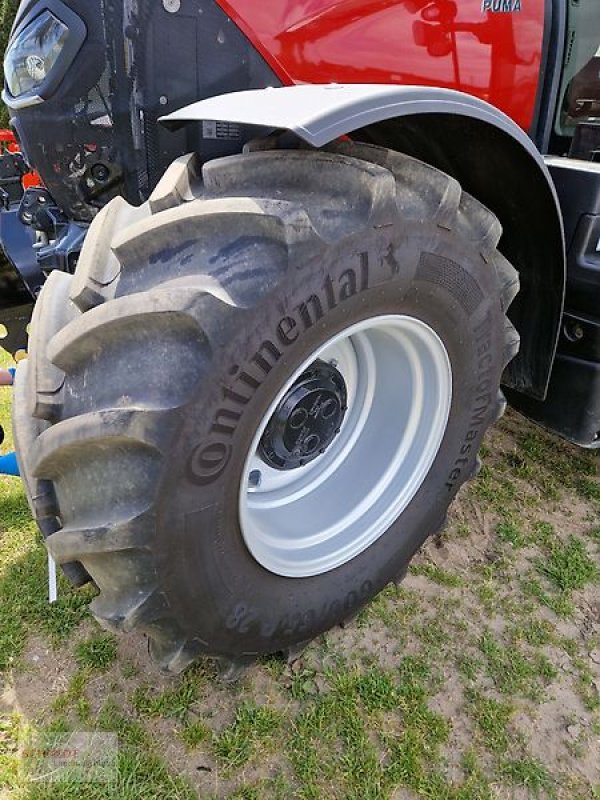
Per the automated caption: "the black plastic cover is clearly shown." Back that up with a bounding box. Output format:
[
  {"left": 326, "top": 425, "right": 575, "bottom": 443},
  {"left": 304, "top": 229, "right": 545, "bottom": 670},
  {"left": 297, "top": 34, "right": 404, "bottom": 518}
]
[{"left": 505, "top": 351, "right": 600, "bottom": 448}]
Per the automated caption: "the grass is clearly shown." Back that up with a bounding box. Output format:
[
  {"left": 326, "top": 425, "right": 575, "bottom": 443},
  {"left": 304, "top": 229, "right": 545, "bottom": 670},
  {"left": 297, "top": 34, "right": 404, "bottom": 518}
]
[
  {"left": 466, "top": 689, "right": 514, "bottom": 753},
  {"left": 75, "top": 633, "right": 118, "bottom": 672},
  {"left": 179, "top": 720, "right": 210, "bottom": 750},
  {"left": 288, "top": 664, "right": 398, "bottom": 797},
  {"left": 500, "top": 757, "right": 556, "bottom": 797},
  {"left": 214, "top": 702, "right": 282, "bottom": 772},
  {"left": 496, "top": 518, "right": 526, "bottom": 549},
  {"left": 572, "top": 656, "right": 600, "bottom": 713},
  {"left": 410, "top": 563, "right": 465, "bottom": 588},
  {"left": 0, "top": 345, "right": 599, "bottom": 799},
  {"left": 522, "top": 573, "right": 576, "bottom": 618},
  {"left": 478, "top": 631, "right": 557, "bottom": 699},
  {"left": 509, "top": 618, "right": 555, "bottom": 648},
  {"left": 0, "top": 489, "right": 94, "bottom": 671},
  {"left": 131, "top": 667, "right": 207, "bottom": 721},
  {"left": 536, "top": 535, "right": 599, "bottom": 594}
]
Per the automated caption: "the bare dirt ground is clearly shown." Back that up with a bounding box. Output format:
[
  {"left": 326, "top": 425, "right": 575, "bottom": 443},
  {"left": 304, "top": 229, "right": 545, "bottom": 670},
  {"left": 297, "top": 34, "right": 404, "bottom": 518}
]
[{"left": 1, "top": 407, "right": 599, "bottom": 799}]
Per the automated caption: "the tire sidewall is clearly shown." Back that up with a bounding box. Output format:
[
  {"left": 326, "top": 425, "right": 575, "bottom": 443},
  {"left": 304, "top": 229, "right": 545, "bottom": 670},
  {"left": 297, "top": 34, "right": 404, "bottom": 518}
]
[{"left": 156, "top": 223, "right": 504, "bottom": 656}]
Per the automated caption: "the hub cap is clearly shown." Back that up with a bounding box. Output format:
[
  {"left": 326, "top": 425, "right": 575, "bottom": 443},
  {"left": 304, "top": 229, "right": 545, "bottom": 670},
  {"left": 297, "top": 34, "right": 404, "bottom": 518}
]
[
  {"left": 259, "top": 359, "right": 347, "bottom": 470},
  {"left": 239, "top": 315, "right": 452, "bottom": 578}
]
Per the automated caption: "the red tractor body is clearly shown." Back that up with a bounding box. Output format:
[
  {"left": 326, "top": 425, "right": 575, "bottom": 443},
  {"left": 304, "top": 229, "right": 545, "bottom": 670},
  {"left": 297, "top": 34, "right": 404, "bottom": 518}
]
[{"left": 221, "top": 0, "right": 545, "bottom": 131}]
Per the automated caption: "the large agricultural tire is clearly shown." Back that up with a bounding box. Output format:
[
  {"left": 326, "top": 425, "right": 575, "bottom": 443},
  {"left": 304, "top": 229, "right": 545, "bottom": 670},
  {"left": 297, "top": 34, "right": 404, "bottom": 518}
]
[{"left": 14, "top": 143, "right": 519, "bottom": 675}]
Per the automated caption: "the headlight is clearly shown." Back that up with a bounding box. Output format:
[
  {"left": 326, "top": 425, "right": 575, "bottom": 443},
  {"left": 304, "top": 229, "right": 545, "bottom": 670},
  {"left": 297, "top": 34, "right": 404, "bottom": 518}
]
[
  {"left": 4, "top": 11, "right": 68, "bottom": 98},
  {"left": 2, "top": 2, "right": 86, "bottom": 110}
]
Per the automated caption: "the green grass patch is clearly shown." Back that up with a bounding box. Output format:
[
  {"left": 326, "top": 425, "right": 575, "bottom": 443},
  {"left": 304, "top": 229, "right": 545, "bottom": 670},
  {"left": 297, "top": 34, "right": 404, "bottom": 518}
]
[
  {"left": 508, "top": 618, "right": 555, "bottom": 648},
  {"left": 413, "top": 615, "right": 452, "bottom": 650},
  {"left": 382, "top": 655, "right": 459, "bottom": 798},
  {"left": 456, "top": 652, "right": 482, "bottom": 682},
  {"left": 587, "top": 527, "right": 600, "bottom": 558},
  {"left": 131, "top": 668, "right": 206, "bottom": 722},
  {"left": 2, "top": 704, "right": 197, "bottom": 799},
  {"left": 359, "top": 584, "right": 422, "bottom": 630},
  {"left": 51, "top": 668, "right": 92, "bottom": 722},
  {"left": 465, "top": 689, "right": 513, "bottom": 753},
  {"left": 572, "top": 656, "right": 600, "bottom": 712},
  {"left": 522, "top": 574, "right": 576, "bottom": 618},
  {"left": 529, "top": 521, "right": 557, "bottom": 549},
  {"left": 287, "top": 659, "right": 453, "bottom": 800},
  {"left": 458, "top": 750, "right": 494, "bottom": 800},
  {"left": 214, "top": 701, "right": 282, "bottom": 772},
  {"left": 75, "top": 633, "right": 117, "bottom": 672},
  {"left": 179, "top": 720, "right": 210, "bottom": 750},
  {"left": 224, "top": 776, "right": 295, "bottom": 800},
  {"left": 520, "top": 528, "right": 600, "bottom": 619},
  {"left": 410, "top": 563, "right": 464, "bottom": 588},
  {"left": 535, "top": 535, "right": 599, "bottom": 594},
  {"left": 576, "top": 477, "right": 600, "bottom": 503},
  {"left": 500, "top": 757, "right": 555, "bottom": 797},
  {"left": 470, "top": 465, "right": 518, "bottom": 512},
  {"left": 290, "top": 666, "right": 319, "bottom": 701},
  {"left": 342, "top": 666, "right": 398, "bottom": 712},
  {"left": 0, "top": 488, "right": 93, "bottom": 671},
  {"left": 0, "top": 712, "right": 26, "bottom": 791},
  {"left": 92, "top": 705, "right": 196, "bottom": 800},
  {"left": 496, "top": 519, "right": 526, "bottom": 549},
  {"left": 514, "top": 428, "right": 597, "bottom": 503},
  {"left": 478, "top": 631, "right": 557, "bottom": 699}
]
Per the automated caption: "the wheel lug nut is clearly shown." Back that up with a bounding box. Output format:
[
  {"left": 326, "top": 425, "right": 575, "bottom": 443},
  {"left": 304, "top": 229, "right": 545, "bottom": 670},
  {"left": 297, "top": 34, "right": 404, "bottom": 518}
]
[{"left": 249, "top": 470, "right": 262, "bottom": 488}]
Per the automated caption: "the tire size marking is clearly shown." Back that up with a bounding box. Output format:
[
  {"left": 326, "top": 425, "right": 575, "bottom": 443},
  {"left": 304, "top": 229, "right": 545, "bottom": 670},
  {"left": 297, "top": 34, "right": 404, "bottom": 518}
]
[
  {"left": 445, "top": 308, "right": 494, "bottom": 492},
  {"left": 224, "top": 580, "right": 374, "bottom": 639},
  {"left": 188, "top": 253, "right": 372, "bottom": 485}
]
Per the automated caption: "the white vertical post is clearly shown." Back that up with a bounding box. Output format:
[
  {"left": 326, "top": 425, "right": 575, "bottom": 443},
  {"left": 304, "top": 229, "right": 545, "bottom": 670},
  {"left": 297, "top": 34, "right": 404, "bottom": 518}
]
[{"left": 48, "top": 552, "right": 57, "bottom": 604}]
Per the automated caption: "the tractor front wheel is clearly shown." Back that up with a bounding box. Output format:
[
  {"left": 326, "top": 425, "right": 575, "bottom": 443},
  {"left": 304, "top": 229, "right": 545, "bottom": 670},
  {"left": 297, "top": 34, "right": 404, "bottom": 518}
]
[{"left": 14, "top": 143, "right": 519, "bottom": 674}]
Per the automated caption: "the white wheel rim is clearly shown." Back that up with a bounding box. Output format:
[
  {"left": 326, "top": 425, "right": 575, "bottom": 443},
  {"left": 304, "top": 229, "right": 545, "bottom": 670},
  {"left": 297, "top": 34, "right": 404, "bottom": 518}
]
[{"left": 239, "top": 315, "right": 452, "bottom": 578}]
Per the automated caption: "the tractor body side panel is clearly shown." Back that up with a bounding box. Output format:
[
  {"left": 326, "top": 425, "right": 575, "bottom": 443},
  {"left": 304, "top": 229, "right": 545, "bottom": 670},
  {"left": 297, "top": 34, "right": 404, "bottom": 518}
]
[{"left": 217, "top": 0, "right": 546, "bottom": 132}]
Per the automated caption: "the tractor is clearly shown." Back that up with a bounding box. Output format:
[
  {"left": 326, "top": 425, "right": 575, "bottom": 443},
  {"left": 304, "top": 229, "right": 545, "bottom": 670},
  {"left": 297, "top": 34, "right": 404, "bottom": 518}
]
[{"left": 0, "top": 0, "right": 598, "bottom": 676}]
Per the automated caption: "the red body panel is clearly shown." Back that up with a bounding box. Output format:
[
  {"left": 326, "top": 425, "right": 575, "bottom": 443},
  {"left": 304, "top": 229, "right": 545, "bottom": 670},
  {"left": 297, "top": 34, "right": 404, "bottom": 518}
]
[{"left": 218, "top": 0, "right": 546, "bottom": 131}]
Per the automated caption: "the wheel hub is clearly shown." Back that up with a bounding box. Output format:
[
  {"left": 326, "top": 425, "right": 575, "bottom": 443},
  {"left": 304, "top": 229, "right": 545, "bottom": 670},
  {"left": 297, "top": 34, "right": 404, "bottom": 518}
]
[{"left": 259, "top": 359, "right": 347, "bottom": 470}]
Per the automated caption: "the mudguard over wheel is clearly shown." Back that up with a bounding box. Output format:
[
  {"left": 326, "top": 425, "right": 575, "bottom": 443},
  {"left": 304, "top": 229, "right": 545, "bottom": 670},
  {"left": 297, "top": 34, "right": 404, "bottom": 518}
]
[{"left": 14, "top": 143, "right": 519, "bottom": 674}]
